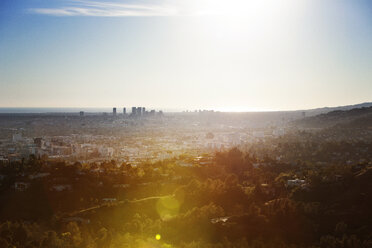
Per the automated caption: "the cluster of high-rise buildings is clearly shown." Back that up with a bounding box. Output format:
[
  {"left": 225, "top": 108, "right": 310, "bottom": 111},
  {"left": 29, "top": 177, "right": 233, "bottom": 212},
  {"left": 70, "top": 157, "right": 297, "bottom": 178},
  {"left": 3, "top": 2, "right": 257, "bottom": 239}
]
[
  {"left": 115, "top": 107, "right": 159, "bottom": 117},
  {"left": 79, "top": 107, "right": 161, "bottom": 117}
]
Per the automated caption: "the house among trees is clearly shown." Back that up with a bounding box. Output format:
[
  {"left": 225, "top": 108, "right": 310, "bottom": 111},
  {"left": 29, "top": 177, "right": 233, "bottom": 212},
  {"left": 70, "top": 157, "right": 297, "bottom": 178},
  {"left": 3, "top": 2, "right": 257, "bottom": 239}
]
[{"left": 14, "top": 182, "right": 30, "bottom": 191}]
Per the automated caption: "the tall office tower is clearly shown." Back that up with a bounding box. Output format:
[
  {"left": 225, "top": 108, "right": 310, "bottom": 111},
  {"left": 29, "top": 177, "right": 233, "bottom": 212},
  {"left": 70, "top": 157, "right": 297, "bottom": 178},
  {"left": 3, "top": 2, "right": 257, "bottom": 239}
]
[
  {"left": 113, "top": 107, "right": 117, "bottom": 116},
  {"left": 79, "top": 111, "right": 84, "bottom": 117},
  {"left": 123, "top": 107, "right": 126, "bottom": 115},
  {"left": 132, "top": 107, "right": 137, "bottom": 115},
  {"left": 142, "top": 107, "right": 145, "bottom": 115},
  {"left": 137, "top": 107, "right": 142, "bottom": 116}
]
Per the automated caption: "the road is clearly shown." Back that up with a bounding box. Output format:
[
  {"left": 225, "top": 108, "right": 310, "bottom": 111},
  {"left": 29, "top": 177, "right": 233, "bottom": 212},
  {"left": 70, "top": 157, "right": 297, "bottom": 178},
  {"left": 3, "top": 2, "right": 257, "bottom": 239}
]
[{"left": 64, "top": 194, "right": 173, "bottom": 218}]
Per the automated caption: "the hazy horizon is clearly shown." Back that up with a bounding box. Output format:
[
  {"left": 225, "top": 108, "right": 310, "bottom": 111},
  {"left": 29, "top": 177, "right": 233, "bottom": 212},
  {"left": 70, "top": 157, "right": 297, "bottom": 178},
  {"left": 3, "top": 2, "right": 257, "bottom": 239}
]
[{"left": 0, "top": 100, "right": 371, "bottom": 114}]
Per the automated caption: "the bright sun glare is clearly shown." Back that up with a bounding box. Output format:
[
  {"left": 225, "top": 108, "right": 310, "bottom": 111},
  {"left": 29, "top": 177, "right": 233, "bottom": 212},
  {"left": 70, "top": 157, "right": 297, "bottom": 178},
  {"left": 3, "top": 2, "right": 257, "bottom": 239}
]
[{"left": 192, "top": 0, "right": 288, "bottom": 18}]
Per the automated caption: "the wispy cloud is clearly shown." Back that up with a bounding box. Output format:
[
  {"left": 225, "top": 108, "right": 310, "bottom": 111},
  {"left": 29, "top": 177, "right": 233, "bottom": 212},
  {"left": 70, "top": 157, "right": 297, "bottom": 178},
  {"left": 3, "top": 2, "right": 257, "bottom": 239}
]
[{"left": 29, "top": 0, "right": 182, "bottom": 17}]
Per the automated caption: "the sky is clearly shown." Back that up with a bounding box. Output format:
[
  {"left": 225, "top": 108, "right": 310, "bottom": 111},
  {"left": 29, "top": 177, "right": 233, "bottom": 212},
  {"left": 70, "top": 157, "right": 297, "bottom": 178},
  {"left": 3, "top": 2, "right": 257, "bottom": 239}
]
[{"left": 0, "top": 0, "right": 371, "bottom": 111}]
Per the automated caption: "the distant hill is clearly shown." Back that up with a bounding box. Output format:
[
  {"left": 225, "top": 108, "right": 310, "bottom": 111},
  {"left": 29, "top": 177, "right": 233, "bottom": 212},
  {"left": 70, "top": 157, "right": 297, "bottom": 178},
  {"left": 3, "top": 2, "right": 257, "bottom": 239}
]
[
  {"left": 302, "top": 102, "right": 372, "bottom": 116},
  {"left": 296, "top": 106, "right": 372, "bottom": 128}
]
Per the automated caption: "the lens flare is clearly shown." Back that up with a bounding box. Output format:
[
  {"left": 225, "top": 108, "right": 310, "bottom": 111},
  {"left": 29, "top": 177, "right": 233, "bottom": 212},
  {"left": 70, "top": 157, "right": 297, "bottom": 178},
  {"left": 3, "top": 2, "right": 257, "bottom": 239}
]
[{"left": 156, "top": 196, "right": 180, "bottom": 220}]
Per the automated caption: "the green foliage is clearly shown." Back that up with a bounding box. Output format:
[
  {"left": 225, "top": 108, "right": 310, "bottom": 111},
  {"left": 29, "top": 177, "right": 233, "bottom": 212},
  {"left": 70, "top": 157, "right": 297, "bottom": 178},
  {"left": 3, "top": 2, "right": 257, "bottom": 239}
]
[{"left": 0, "top": 148, "right": 371, "bottom": 247}]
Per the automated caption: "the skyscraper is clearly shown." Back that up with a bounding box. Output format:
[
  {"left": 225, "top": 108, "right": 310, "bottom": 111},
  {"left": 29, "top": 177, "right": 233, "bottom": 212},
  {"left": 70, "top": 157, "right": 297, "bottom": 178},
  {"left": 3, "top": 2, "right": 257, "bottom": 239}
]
[
  {"left": 137, "top": 107, "right": 142, "bottom": 116},
  {"left": 113, "top": 107, "right": 117, "bottom": 116},
  {"left": 132, "top": 107, "right": 137, "bottom": 116},
  {"left": 123, "top": 107, "right": 126, "bottom": 115}
]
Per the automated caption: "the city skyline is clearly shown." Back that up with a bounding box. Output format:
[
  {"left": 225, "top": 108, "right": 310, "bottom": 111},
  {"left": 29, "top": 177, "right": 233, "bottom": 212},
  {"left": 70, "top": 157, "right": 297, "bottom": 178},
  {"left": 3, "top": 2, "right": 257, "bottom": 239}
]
[
  {"left": 1, "top": 0, "right": 372, "bottom": 111},
  {"left": 1, "top": 101, "right": 372, "bottom": 114}
]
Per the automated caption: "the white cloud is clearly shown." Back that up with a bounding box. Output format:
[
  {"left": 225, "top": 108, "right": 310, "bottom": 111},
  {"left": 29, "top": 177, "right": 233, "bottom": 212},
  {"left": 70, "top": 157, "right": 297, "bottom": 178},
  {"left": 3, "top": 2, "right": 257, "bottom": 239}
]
[
  {"left": 28, "top": 0, "right": 294, "bottom": 18},
  {"left": 29, "top": 0, "right": 181, "bottom": 17}
]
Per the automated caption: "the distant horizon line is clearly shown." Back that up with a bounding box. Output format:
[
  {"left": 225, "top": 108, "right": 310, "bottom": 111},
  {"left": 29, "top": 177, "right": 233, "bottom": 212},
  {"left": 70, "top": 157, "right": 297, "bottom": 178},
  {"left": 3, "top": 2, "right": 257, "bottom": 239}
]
[{"left": 0, "top": 102, "right": 371, "bottom": 114}]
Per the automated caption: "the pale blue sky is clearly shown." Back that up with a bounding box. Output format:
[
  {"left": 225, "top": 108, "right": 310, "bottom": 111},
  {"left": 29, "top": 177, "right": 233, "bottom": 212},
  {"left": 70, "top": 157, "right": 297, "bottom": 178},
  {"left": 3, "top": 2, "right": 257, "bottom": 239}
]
[{"left": 0, "top": 0, "right": 371, "bottom": 111}]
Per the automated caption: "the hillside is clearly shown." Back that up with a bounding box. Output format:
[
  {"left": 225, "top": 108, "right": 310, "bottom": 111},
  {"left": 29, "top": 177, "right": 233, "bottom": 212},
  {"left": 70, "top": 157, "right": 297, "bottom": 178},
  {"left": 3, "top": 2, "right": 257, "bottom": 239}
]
[
  {"left": 296, "top": 106, "right": 372, "bottom": 128},
  {"left": 302, "top": 102, "right": 372, "bottom": 116}
]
